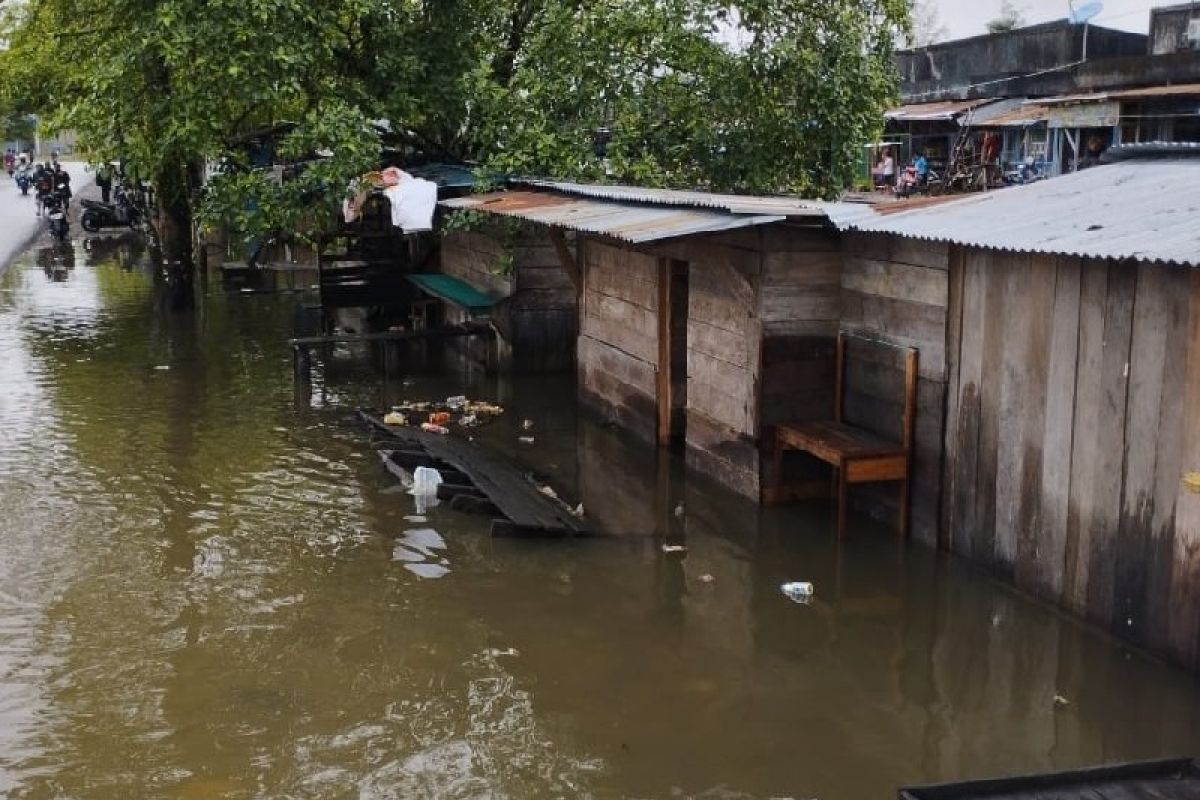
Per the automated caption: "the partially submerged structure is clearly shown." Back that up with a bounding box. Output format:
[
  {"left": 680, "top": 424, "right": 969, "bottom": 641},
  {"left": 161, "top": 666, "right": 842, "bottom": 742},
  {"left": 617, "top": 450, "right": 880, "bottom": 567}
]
[
  {"left": 445, "top": 183, "right": 863, "bottom": 500},
  {"left": 437, "top": 151, "right": 1200, "bottom": 673}
]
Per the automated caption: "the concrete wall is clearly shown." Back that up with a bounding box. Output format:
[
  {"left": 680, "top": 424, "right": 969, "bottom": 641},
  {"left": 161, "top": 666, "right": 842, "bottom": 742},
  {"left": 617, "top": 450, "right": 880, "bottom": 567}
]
[
  {"left": 898, "top": 23, "right": 1146, "bottom": 100},
  {"left": 1150, "top": 5, "right": 1200, "bottom": 55}
]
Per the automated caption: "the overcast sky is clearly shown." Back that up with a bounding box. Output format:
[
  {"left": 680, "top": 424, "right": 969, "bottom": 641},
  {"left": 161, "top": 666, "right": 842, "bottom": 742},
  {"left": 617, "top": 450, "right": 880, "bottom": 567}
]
[{"left": 933, "top": 0, "right": 1189, "bottom": 40}]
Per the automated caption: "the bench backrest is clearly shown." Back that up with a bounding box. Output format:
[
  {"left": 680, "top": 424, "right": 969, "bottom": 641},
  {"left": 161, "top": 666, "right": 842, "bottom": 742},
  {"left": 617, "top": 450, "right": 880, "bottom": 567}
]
[{"left": 835, "top": 332, "right": 918, "bottom": 451}]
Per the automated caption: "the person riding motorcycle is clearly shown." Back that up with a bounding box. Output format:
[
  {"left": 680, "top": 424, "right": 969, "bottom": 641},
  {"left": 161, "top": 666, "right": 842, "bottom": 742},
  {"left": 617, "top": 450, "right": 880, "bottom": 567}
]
[{"left": 33, "top": 162, "right": 53, "bottom": 216}]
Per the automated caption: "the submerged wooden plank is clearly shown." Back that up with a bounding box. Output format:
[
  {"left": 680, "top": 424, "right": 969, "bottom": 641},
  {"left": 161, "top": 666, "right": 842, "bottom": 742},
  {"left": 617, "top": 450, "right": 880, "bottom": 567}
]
[{"left": 361, "top": 411, "right": 590, "bottom": 537}]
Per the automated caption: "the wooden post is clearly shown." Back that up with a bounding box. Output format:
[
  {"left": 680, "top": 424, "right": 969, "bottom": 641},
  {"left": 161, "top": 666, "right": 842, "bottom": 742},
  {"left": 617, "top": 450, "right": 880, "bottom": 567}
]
[
  {"left": 656, "top": 257, "right": 672, "bottom": 448},
  {"left": 834, "top": 332, "right": 846, "bottom": 423},
  {"left": 293, "top": 344, "right": 312, "bottom": 385},
  {"left": 548, "top": 229, "right": 582, "bottom": 297},
  {"left": 900, "top": 348, "right": 919, "bottom": 539}
]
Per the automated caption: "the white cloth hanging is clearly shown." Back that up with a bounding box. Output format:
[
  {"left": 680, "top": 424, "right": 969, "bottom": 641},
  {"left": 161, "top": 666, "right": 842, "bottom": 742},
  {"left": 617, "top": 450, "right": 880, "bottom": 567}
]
[{"left": 382, "top": 175, "right": 438, "bottom": 233}]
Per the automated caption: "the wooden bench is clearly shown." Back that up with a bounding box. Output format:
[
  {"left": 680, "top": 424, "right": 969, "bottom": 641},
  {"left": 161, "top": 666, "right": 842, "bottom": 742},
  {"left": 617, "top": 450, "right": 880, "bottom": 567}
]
[{"left": 770, "top": 332, "right": 918, "bottom": 539}]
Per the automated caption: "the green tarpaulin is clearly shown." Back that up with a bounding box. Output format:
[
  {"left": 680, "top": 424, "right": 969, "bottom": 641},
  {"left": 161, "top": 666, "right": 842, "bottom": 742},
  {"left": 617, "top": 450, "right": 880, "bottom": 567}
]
[{"left": 405, "top": 273, "right": 498, "bottom": 314}]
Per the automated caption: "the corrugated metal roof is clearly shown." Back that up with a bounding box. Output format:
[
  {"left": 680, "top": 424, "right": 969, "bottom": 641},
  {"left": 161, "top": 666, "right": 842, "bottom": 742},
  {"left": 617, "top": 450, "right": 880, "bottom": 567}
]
[
  {"left": 442, "top": 191, "right": 786, "bottom": 244},
  {"left": 885, "top": 99, "right": 994, "bottom": 122},
  {"left": 516, "top": 180, "right": 832, "bottom": 217},
  {"left": 1037, "top": 83, "right": 1200, "bottom": 106},
  {"left": 844, "top": 159, "right": 1200, "bottom": 267}
]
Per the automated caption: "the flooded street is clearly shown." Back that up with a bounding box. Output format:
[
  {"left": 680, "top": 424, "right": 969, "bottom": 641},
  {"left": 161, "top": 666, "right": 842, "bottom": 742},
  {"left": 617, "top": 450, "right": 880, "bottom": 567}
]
[{"left": 1, "top": 241, "right": 1199, "bottom": 800}]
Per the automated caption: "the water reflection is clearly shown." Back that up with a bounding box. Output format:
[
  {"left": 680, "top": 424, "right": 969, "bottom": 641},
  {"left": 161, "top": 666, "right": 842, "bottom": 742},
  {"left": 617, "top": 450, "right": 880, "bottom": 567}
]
[{"left": 0, "top": 242, "right": 1197, "bottom": 800}]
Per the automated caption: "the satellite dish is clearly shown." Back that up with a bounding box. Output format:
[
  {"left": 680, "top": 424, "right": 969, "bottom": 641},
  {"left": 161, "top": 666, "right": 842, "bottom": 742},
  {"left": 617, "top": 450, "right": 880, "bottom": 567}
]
[{"left": 1069, "top": 1, "right": 1104, "bottom": 24}]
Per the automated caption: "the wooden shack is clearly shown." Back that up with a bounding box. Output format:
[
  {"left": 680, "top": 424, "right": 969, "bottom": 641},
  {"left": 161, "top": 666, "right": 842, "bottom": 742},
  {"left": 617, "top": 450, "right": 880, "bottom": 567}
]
[
  {"left": 848, "top": 154, "right": 1200, "bottom": 672},
  {"left": 444, "top": 184, "right": 854, "bottom": 499}
]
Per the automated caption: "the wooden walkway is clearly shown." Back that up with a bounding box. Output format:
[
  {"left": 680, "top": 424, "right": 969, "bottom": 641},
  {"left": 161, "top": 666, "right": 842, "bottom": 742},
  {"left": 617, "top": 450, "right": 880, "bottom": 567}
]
[
  {"left": 899, "top": 758, "right": 1200, "bottom": 800},
  {"left": 359, "top": 410, "right": 590, "bottom": 538}
]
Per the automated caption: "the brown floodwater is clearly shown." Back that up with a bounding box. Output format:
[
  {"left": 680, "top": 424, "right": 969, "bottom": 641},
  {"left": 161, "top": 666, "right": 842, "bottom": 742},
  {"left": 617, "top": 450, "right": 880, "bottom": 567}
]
[{"left": 1, "top": 239, "right": 1199, "bottom": 800}]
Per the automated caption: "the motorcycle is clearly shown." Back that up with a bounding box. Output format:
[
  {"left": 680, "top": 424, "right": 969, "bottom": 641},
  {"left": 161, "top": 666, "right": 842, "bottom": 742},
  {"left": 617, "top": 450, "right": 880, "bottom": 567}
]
[
  {"left": 1004, "top": 158, "right": 1046, "bottom": 186},
  {"left": 14, "top": 165, "right": 31, "bottom": 196},
  {"left": 81, "top": 186, "right": 143, "bottom": 232},
  {"left": 44, "top": 190, "right": 69, "bottom": 243}
]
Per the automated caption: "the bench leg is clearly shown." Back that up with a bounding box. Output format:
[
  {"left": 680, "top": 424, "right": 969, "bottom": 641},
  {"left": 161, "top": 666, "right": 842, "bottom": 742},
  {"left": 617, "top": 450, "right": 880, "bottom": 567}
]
[
  {"left": 771, "top": 429, "right": 784, "bottom": 499},
  {"left": 837, "top": 468, "right": 848, "bottom": 540}
]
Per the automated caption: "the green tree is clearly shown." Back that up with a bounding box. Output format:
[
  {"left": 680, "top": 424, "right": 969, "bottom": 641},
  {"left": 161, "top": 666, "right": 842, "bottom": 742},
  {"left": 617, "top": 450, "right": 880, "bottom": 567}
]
[
  {"left": 0, "top": 0, "right": 909, "bottom": 306},
  {"left": 986, "top": 1, "right": 1026, "bottom": 33}
]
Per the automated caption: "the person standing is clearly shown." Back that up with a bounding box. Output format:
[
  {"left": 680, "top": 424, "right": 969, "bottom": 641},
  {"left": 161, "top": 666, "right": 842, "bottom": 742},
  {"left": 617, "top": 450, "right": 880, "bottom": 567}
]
[
  {"left": 96, "top": 162, "right": 113, "bottom": 204},
  {"left": 4, "top": 149, "right": 14, "bottom": 178}
]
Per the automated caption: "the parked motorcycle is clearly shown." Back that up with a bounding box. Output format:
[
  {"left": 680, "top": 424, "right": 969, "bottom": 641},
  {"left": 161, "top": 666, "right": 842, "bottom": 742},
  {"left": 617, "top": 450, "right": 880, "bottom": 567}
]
[
  {"left": 44, "top": 190, "right": 69, "bottom": 243},
  {"left": 1003, "top": 158, "right": 1046, "bottom": 186},
  {"left": 80, "top": 186, "right": 143, "bottom": 232}
]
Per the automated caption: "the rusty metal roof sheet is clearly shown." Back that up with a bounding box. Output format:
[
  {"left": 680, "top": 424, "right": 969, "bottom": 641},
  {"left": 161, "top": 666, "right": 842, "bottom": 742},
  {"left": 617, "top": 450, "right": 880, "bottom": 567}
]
[
  {"left": 972, "top": 100, "right": 1050, "bottom": 127},
  {"left": 885, "top": 99, "right": 994, "bottom": 122},
  {"left": 1111, "top": 82, "right": 1200, "bottom": 99},
  {"left": 844, "top": 159, "right": 1200, "bottom": 267},
  {"left": 441, "top": 191, "right": 787, "bottom": 244}
]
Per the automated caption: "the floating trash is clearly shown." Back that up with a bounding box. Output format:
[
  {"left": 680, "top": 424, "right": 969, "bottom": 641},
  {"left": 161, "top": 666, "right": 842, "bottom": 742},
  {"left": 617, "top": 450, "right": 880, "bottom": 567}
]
[
  {"left": 518, "top": 436, "right": 535, "bottom": 445},
  {"left": 661, "top": 544, "right": 687, "bottom": 554},
  {"left": 781, "top": 582, "right": 815, "bottom": 602}
]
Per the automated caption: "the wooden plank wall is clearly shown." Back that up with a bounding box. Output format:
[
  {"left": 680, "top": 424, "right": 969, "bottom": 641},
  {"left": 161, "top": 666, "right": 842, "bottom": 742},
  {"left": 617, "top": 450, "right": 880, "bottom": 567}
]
[
  {"left": 577, "top": 240, "right": 662, "bottom": 443},
  {"left": 839, "top": 233, "right": 952, "bottom": 547},
  {"left": 758, "top": 226, "right": 842, "bottom": 431},
  {"left": 944, "top": 251, "right": 1200, "bottom": 671},
  {"left": 441, "top": 230, "right": 577, "bottom": 371},
  {"left": 651, "top": 231, "right": 767, "bottom": 498}
]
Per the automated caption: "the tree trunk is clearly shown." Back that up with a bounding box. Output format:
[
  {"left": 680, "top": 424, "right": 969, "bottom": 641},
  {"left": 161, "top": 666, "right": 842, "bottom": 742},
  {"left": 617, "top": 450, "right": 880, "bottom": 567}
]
[{"left": 153, "top": 159, "right": 201, "bottom": 311}]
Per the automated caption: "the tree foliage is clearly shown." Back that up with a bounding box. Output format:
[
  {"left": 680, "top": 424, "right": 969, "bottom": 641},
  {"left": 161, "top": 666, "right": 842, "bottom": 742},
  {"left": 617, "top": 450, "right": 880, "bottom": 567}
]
[
  {"left": 986, "top": 1, "right": 1026, "bottom": 34},
  {"left": 907, "top": 0, "right": 949, "bottom": 47},
  {"left": 0, "top": 0, "right": 909, "bottom": 287}
]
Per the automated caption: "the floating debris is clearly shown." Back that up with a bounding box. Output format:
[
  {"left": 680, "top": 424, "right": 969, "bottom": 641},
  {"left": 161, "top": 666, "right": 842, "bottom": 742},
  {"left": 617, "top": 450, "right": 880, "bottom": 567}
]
[
  {"left": 421, "top": 423, "right": 450, "bottom": 435},
  {"left": 781, "top": 582, "right": 815, "bottom": 602},
  {"left": 383, "top": 411, "right": 408, "bottom": 426},
  {"left": 518, "top": 436, "right": 535, "bottom": 445},
  {"left": 539, "top": 485, "right": 559, "bottom": 500},
  {"left": 484, "top": 647, "right": 520, "bottom": 658},
  {"left": 661, "top": 544, "right": 687, "bottom": 554},
  {"left": 674, "top": 503, "right": 685, "bottom": 518},
  {"left": 698, "top": 574, "right": 715, "bottom": 584},
  {"left": 570, "top": 503, "right": 585, "bottom": 518},
  {"left": 522, "top": 419, "right": 535, "bottom": 431},
  {"left": 1054, "top": 694, "right": 1070, "bottom": 707}
]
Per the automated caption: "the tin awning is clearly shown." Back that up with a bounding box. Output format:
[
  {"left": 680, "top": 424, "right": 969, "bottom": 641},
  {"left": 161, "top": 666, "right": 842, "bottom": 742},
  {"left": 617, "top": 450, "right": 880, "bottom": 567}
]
[
  {"left": 885, "top": 99, "right": 994, "bottom": 122},
  {"left": 441, "top": 191, "right": 787, "bottom": 244}
]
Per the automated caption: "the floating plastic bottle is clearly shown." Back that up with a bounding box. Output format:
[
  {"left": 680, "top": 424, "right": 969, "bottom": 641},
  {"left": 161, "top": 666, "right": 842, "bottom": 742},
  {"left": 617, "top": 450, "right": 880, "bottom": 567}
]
[{"left": 781, "top": 582, "right": 815, "bottom": 602}]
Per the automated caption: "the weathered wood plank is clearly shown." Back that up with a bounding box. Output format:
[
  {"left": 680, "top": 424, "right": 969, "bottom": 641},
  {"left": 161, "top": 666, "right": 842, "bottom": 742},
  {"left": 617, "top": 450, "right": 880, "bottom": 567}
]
[
  {"left": 578, "top": 335, "right": 657, "bottom": 396},
  {"left": 1065, "top": 259, "right": 1111, "bottom": 616},
  {"left": 941, "top": 245, "right": 965, "bottom": 549},
  {"left": 1144, "top": 268, "right": 1193, "bottom": 653},
  {"left": 688, "top": 318, "right": 751, "bottom": 369},
  {"left": 1002, "top": 255, "right": 1054, "bottom": 590},
  {"left": 840, "top": 289, "right": 947, "bottom": 381},
  {"left": 761, "top": 250, "right": 842, "bottom": 287},
  {"left": 1169, "top": 271, "right": 1200, "bottom": 669},
  {"left": 842, "top": 257, "right": 950, "bottom": 308},
  {"left": 1037, "top": 256, "right": 1082, "bottom": 599},
  {"left": 1084, "top": 261, "right": 1136, "bottom": 629},
  {"left": 948, "top": 249, "right": 988, "bottom": 559},
  {"left": 761, "top": 285, "right": 841, "bottom": 323},
  {"left": 972, "top": 252, "right": 1007, "bottom": 574},
  {"left": 581, "top": 290, "right": 658, "bottom": 364},
  {"left": 1115, "top": 263, "right": 1174, "bottom": 646}
]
